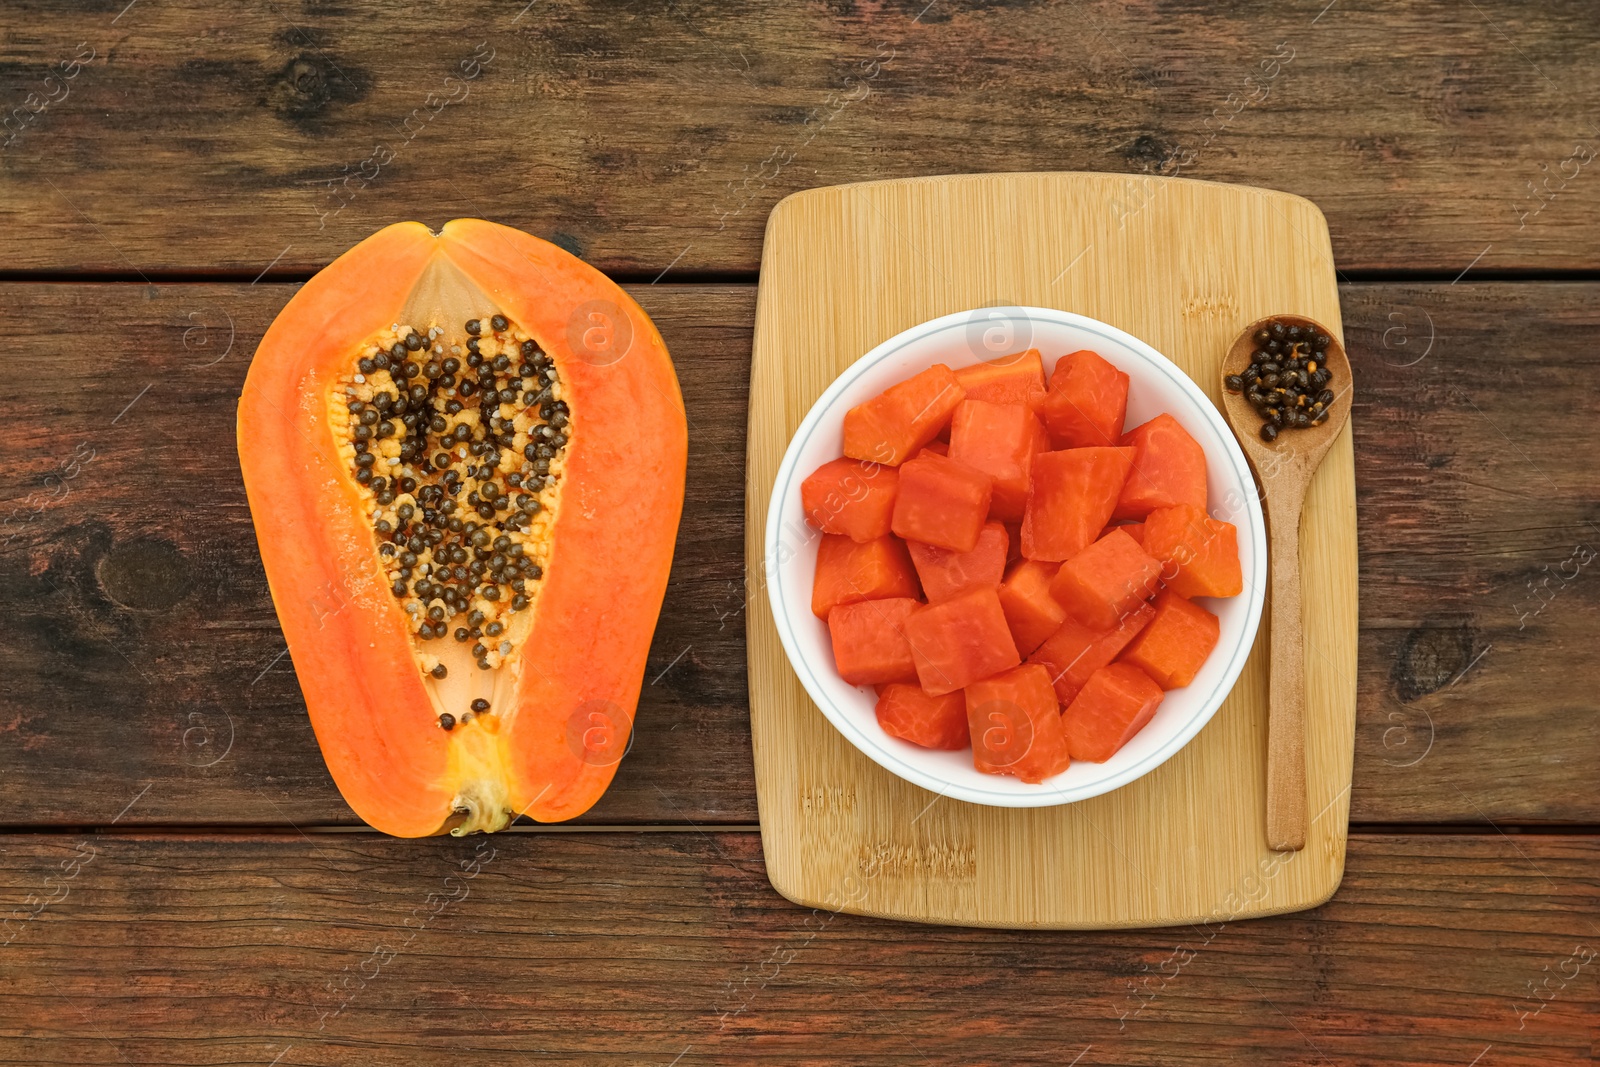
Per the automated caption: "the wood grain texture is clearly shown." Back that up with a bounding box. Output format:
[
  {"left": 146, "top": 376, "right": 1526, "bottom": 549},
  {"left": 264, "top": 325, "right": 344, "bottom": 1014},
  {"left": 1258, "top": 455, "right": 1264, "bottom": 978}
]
[
  {"left": 1341, "top": 283, "right": 1600, "bottom": 823},
  {"left": 1, "top": 0, "right": 1598, "bottom": 274},
  {"left": 0, "top": 831, "right": 1596, "bottom": 1065},
  {"left": 745, "top": 173, "right": 1355, "bottom": 926},
  {"left": 1, "top": 282, "right": 1596, "bottom": 829}
]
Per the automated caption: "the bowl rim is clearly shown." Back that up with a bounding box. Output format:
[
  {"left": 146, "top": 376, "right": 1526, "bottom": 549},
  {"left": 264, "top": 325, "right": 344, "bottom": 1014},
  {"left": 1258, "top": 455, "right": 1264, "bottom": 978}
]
[{"left": 763, "top": 305, "right": 1267, "bottom": 807}]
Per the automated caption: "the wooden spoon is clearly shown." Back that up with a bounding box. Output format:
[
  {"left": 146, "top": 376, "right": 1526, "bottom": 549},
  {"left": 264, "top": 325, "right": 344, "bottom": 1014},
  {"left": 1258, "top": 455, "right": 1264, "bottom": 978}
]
[{"left": 1219, "top": 315, "right": 1352, "bottom": 852}]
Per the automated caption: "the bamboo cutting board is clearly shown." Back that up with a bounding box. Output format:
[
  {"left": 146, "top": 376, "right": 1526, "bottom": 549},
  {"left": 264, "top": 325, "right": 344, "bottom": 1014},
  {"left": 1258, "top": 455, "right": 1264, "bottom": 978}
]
[{"left": 744, "top": 173, "right": 1356, "bottom": 928}]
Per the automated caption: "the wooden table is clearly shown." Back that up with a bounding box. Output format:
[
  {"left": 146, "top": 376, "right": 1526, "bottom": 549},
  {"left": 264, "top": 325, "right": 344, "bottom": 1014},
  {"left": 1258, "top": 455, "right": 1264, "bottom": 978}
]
[{"left": 3, "top": 3, "right": 1597, "bottom": 1062}]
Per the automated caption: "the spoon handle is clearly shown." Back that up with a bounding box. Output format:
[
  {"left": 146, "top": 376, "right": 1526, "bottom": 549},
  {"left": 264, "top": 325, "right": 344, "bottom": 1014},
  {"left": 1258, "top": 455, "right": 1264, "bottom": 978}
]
[{"left": 1264, "top": 480, "right": 1308, "bottom": 851}]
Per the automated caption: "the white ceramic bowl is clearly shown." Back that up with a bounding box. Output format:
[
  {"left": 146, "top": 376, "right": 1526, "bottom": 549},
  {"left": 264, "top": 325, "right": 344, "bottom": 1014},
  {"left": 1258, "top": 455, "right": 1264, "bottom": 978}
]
[{"left": 764, "top": 306, "right": 1267, "bottom": 808}]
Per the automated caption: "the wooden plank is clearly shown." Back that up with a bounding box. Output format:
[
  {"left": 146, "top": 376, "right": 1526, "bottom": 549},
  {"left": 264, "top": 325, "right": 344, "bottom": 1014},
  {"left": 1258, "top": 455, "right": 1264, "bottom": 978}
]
[
  {"left": 1, "top": 282, "right": 1597, "bottom": 829},
  {"left": 744, "top": 174, "right": 1354, "bottom": 927},
  {"left": 1, "top": 1, "right": 1598, "bottom": 274},
  {"left": 0, "top": 830, "right": 1596, "bottom": 1064},
  {"left": 1341, "top": 283, "right": 1600, "bottom": 822}
]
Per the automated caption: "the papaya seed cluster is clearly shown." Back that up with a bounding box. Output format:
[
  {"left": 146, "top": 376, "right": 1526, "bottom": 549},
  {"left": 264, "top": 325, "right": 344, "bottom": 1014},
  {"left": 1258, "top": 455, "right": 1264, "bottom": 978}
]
[{"left": 333, "top": 314, "right": 570, "bottom": 674}]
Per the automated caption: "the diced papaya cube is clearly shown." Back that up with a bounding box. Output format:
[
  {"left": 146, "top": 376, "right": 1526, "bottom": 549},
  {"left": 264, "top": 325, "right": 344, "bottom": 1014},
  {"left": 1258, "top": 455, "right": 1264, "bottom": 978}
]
[
  {"left": 1049, "top": 528, "right": 1163, "bottom": 631},
  {"left": 948, "top": 399, "right": 1041, "bottom": 521},
  {"left": 908, "top": 521, "right": 1008, "bottom": 603},
  {"left": 1020, "top": 447, "right": 1134, "bottom": 562},
  {"left": 1142, "top": 504, "right": 1243, "bottom": 599},
  {"left": 1063, "top": 663, "right": 1165, "bottom": 762},
  {"left": 1027, "top": 603, "right": 1155, "bottom": 704},
  {"left": 1118, "top": 590, "right": 1220, "bottom": 689},
  {"left": 1114, "top": 414, "right": 1208, "bottom": 519},
  {"left": 891, "top": 453, "right": 994, "bottom": 553},
  {"left": 965, "top": 664, "right": 1071, "bottom": 782},
  {"left": 875, "top": 683, "right": 970, "bottom": 750},
  {"left": 801, "top": 458, "right": 899, "bottom": 543},
  {"left": 842, "top": 364, "right": 965, "bottom": 466},
  {"left": 827, "top": 597, "right": 920, "bottom": 686},
  {"left": 903, "top": 586, "right": 1020, "bottom": 696},
  {"left": 997, "top": 559, "right": 1065, "bottom": 657},
  {"left": 953, "top": 349, "right": 1047, "bottom": 410},
  {"left": 917, "top": 440, "right": 948, "bottom": 458},
  {"left": 811, "top": 534, "right": 919, "bottom": 619},
  {"left": 1038, "top": 349, "right": 1130, "bottom": 448}
]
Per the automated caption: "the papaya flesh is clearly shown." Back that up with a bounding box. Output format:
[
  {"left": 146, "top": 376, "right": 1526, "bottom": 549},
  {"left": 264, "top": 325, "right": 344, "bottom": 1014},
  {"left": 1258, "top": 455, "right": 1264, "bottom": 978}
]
[{"left": 238, "top": 220, "right": 686, "bottom": 837}]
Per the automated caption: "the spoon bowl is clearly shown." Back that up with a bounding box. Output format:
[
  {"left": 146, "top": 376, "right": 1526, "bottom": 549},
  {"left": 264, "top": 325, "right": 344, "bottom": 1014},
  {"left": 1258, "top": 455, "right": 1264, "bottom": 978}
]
[
  {"left": 1221, "top": 314, "right": 1352, "bottom": 477},
  {"left": 1219, "top": 314, "right": 1352, "bottom": 852}
]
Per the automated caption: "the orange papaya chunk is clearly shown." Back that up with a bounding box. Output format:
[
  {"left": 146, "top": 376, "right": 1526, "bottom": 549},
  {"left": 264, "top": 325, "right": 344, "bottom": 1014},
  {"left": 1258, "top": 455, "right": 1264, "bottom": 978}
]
[
  {"left": 903, "top": 586, "right": 1021, "bottom": 696},
  {"left": 891, "top": 452, "right": 994, "bottom": 553},
  {"left": 239, "top": 219, "right": 686, "bottom": 835},
  {"left": 1038, "top": 349, "right": 1130, "bottom": 448},
  {"left": 1020, "top": 447, "right": 1134, "bottom": 562},
  {"left": 1117, "top": 590, "right": 1220, "bottom": 689},
  {"left": 875, "top": 683, "right": 970, "bottom": 750},
  {"left": 908, "top": 521, "right": 1009, "bottom": 603},
  {"left": 811, "top": 534, "right": 920, "bottom": 620},
  {"left": 965, "top": 664, "right": 1071, "bottom": 782},
  {"left": 1141, "top": 504, "right": 1243, "bottom": 599},
  {"left": 1027, "top": 603, "right": 1155, "bottom": 705},
  {"left": 1114, "top": 413, "right": 1208, "bottom": 520},
  {"left": 997, "top": 559, "right": 1066, "bottom": 658},
  {"left": 1063, "top": 663, "right": 1165, "bottom": 762},
  {"left": 842, "top": 364, "right": 965, "bottom": 466},
  {"left": 827, "top": 597, "right": 921, "bottom": 686},
  {"left": 953, "top": 349, "right": 1047, "bottom": 409},
  {"left": 1049, "top": 528, "right": 1163, "bottom": 631},
  {"left": 948, "top": 399, "right": 1041, "bottom": 521},
  {"left": 801, "top": 457, "right": 899, "bottom": 543}
]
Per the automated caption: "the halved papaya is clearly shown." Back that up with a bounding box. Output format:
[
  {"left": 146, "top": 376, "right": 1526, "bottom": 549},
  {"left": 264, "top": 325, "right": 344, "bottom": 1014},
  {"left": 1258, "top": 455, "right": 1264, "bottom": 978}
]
[{"left": 238, "top": 220, "right": 687, "bottom": 837}]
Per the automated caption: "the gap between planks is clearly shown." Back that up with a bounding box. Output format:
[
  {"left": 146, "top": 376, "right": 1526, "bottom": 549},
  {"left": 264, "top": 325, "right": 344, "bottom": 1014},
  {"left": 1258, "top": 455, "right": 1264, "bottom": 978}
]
[
  {"left": 4, "top": 268, "right": 1600, "bottom": 286},
  {"left": 0, "top": 823, "right": 765, "bottom": 837},
  {"left": 0, "top": 823, "right": 1597, "bottom": 838}
]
